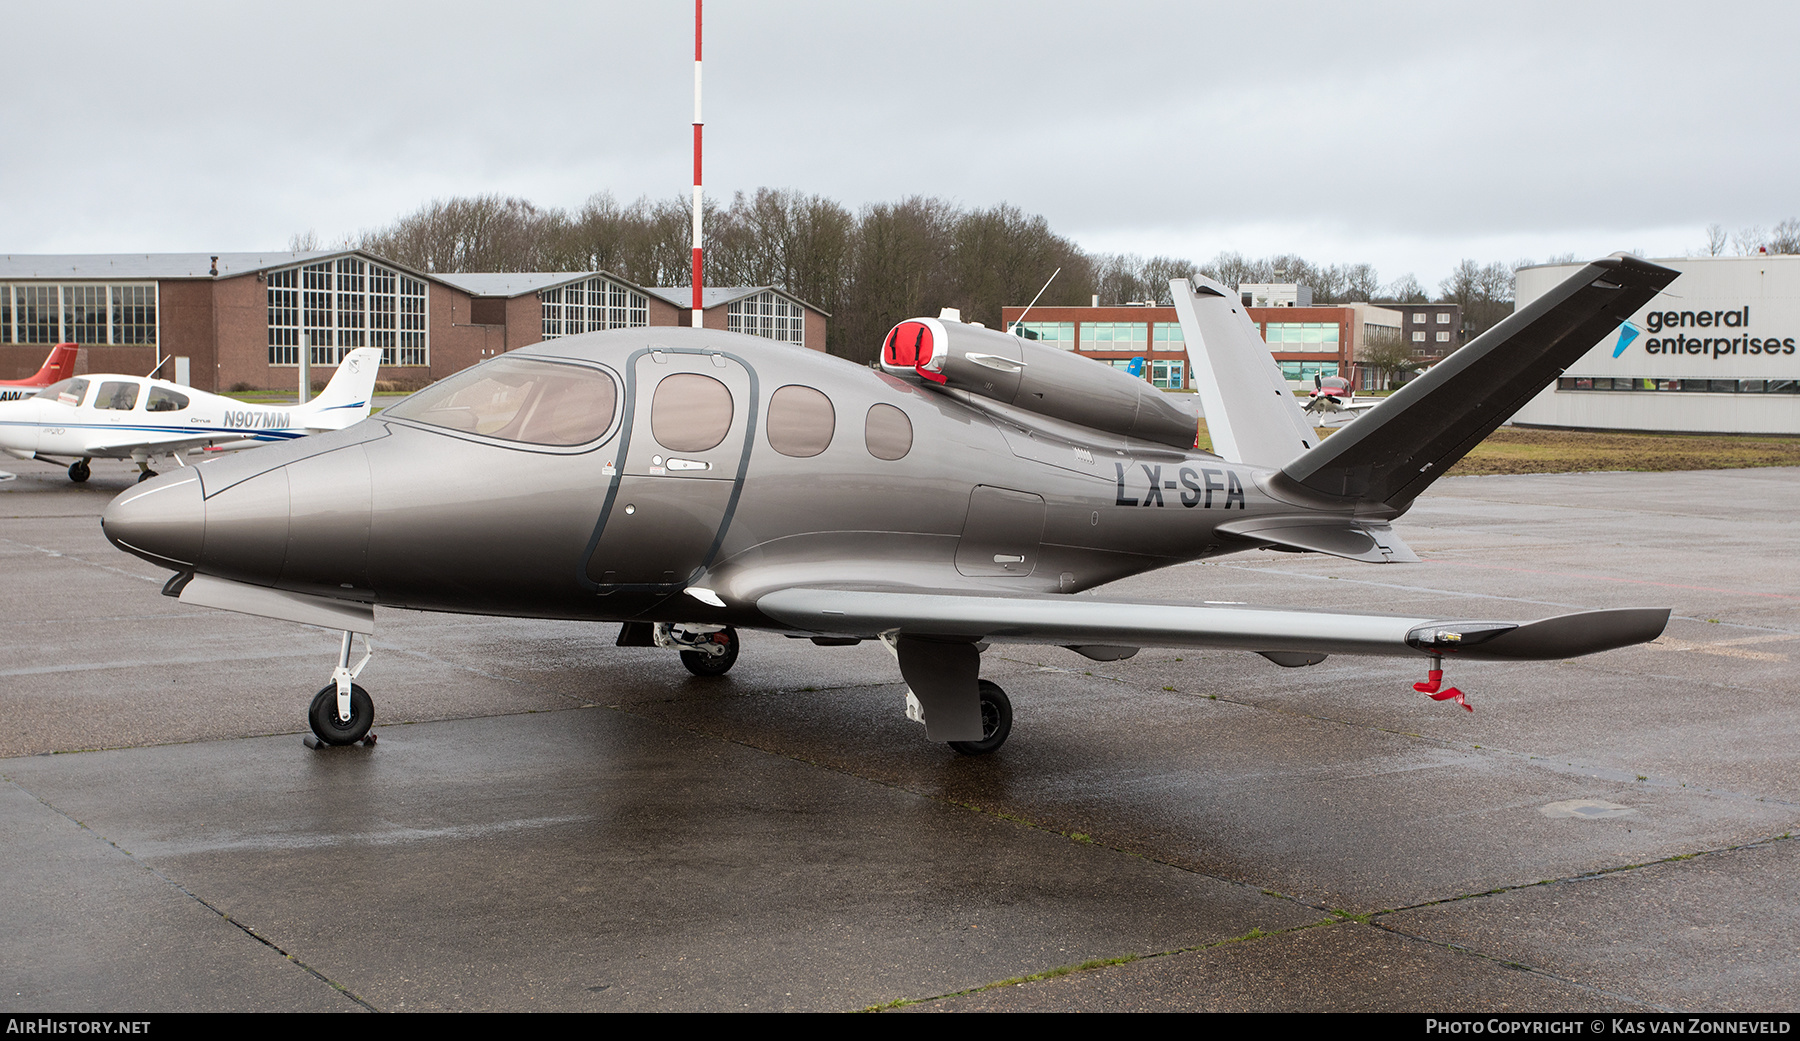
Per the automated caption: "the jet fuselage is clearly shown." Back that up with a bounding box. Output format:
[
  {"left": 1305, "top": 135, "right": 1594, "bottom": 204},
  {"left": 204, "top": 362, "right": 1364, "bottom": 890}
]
[{"left": 104, "top": 327, "right": 1332, "bottom": 631}]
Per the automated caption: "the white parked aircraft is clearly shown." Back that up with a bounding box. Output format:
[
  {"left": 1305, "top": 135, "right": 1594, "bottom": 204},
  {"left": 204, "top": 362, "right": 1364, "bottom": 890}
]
[{"left": 0, "top": 347, "right": 383, "bottom": 483}]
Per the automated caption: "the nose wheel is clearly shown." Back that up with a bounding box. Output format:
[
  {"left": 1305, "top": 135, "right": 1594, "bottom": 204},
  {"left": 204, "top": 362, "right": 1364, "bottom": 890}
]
[
  {"left": 305, "top": 631, "right": 377, "bottom": 747},
  {"left": 679, "top": 626, "right": 740, "bottom": 676},
  {"left": 308, "top": 683, "right": 373, "bottom": 744}
]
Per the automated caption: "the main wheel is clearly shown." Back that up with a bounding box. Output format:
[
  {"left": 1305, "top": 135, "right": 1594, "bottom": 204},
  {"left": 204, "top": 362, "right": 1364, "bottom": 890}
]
[
  {"left": 949, "top": 680, "right": 1012, "bottom": 755},
  {"left": 136, "top": 469, "right": 159, "bottom": 483},
  {"left": 307, "top": 683, "right": 374, "bottom": 745},
  {"left": 680, "top": 627, "right": 739, "bottom": 677},
  {"left": 68, "top": 460, "right": 90, "bottom": 483}
]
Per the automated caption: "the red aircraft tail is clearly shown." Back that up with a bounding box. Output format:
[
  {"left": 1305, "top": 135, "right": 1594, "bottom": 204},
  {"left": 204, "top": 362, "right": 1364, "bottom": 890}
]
[{"left": 5, "top": 343, "right": 78, "bottom": 387}]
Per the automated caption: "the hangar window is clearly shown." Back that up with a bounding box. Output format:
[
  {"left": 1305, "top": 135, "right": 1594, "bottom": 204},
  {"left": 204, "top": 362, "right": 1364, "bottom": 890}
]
[
  {"left": 385, "top": 357, "right": 617, "bottom": 446},
  {"left": 63, "top": 286, "right": 108, "bottom": 345},
  {"left": 864, "top": 403, "right": 912, "bottom": 461},
  {"left": 766, "top": 385, "right": 835, "bottom": 457},
  {"left": 0, "top": 283, "right": 155, "bottom": 346},
  {"left": 542, "top": 277, "right": 649, "bottom": 339},
  {"left": 1152, "top": 324, "right": 1185, "bottom": 351},
  {"left": 727, "top": 291, "right": 805, "bottom": 346},
  {"left": 268, "top": 256, "right": 425, "bottom": 366},
  {"left": 651, "top": 373, "right": 734, "bottom": 452}
]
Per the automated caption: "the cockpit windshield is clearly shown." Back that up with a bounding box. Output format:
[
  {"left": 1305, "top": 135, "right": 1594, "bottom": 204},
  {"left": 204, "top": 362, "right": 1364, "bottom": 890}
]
[
  {"left": 385, "top": 357, "right": 618, "bottom": 447},
  {"left": 35, "top": 378, "right": 89, "bottom": 406}
]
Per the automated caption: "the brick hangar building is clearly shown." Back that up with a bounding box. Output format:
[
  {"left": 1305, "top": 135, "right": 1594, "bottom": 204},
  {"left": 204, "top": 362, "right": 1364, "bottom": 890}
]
[{"left": 0, "top": 251, "right": 827, "bottom": 391}]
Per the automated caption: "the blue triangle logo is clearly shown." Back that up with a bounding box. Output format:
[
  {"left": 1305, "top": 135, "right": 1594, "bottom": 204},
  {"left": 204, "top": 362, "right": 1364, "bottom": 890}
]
[{"left": 1612, "top": 321, "right": 1641, "bottom": 358}]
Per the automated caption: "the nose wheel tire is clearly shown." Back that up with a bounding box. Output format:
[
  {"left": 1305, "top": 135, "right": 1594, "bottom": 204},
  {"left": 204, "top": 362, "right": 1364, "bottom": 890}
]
[
  {"left": 136, "top": 469, "right": 159, "bottom": 483},
  {"left": 949, "top": 680, "right": 1012, "bottom": 756},
  {"left": 680, "top": 626, "right": 740, "bottom": 677},
  {"left": 307, "top": 683, "right": 374, "bottom": 745},
  {"left": 68, "top": 460, "right": 90, "bottom": 483}
]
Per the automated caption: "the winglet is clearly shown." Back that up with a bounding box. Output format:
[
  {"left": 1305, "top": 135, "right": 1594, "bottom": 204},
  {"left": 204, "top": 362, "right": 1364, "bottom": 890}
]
[
  {"left": 297, "top": 346, "right": 384, "bottom": 430},
  {"left": 1170, "top": 277, "right": 1318, "bottom": 467}
]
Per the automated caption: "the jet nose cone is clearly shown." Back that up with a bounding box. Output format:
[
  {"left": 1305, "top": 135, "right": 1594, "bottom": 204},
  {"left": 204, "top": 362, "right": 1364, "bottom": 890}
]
[{"left": 102, "top": 471, "right": 204, "bottom": 569}]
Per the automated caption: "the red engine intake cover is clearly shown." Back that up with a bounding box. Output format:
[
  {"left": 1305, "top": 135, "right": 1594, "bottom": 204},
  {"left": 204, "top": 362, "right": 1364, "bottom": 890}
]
[{"left": 883, "top": 320, "right": 935, "bottom": 369}]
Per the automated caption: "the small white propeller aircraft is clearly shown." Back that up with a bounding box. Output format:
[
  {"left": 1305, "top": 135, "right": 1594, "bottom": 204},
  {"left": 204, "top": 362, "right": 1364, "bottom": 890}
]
[
  {"left": 1302, "top": 373, "right": 1379, "bottom": 417},
  {"left": 0, "top": 347, "right": 383, "bottom": 483}
]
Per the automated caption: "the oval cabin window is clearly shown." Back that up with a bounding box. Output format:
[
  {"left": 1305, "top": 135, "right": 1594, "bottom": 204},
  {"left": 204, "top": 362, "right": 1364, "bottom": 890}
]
[
  {"left": 864, "top": 403, "right": 912, "bottom": 461},
  {"left": 766, "top": 385, "right": 835, "bottom": 458},
  {"left": 651, "top": 372, "right": 734, "bottom": 452}
]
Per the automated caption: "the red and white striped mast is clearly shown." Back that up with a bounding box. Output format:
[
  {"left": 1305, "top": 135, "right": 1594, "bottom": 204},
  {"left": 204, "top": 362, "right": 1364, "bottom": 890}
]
[{"left": 690, "top": 0, "right": 704, "bottom": 330}]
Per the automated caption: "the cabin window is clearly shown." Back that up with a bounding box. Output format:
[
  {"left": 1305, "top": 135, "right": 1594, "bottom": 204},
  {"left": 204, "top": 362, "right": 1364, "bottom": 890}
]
[
  {"left": 146, "top": 386, "right": 189, "bottom": 412},
  {"left": 864, "top": 403, "right": 912, "bottom": 461},
  {"left": 386, "top": 357, "right": 617, "bottom": 447},
  {"left": 651, "top": 373, "right": 734, "bottom": 452},
  {"left": 94, "top": 381, "right": 140, "bottom": 410},
  {"left": 766, "top": 385, "right": 835, "bottom": 458}
]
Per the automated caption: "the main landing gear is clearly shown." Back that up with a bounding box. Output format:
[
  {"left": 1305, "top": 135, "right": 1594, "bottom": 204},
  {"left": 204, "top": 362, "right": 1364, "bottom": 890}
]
[
  {"left": 883, "top": 634, "right": 1015, "bottom": 756},
  {"left": 304, "top": 631, "right": 377, "bottom": 747},
  {"left": 948, "top": 680, "right": 1013, "bottom": 756},
  {"left": 67, "top": 458, "right": 90, "bottom": 483}
]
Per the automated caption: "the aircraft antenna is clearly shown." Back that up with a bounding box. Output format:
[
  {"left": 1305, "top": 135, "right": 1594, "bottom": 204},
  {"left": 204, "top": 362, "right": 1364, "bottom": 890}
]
[
  {"left": 144, "top": 355, "right": 171, "bottom": 380},
  {"left": 690, "top": 0, "right": 704, "bottom": 331},
  {"left": 1008, "top": 267, "right": 1061, "bottom": 337}
]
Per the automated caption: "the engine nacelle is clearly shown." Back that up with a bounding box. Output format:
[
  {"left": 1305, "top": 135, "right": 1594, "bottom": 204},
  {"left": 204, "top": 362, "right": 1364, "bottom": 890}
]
[{"left": 881, "top": 317, "right": 1197, "bottom": 450}]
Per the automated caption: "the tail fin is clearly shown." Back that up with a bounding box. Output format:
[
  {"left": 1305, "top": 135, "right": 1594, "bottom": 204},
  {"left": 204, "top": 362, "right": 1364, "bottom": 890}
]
[
  {"left": 27, "top": 343, "right": 78, "bottom": 386},
  {"left": 296, "top": 347, "right": 383, "bottom": 430},
  {"left": 1169, "top": 277, "right": 1319, "bottom": 467},
  {"left": 1276, "top": 254, "right": 1678, "bottom": 511}
]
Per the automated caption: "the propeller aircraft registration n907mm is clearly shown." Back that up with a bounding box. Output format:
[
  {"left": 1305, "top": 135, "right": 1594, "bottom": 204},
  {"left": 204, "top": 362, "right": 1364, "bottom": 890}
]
[
  {"left": 0, "top": 347, "right": 383, "bottom": 484},
  {"left": 101, "top": 255, "right": 1679, "bottom": 754}
]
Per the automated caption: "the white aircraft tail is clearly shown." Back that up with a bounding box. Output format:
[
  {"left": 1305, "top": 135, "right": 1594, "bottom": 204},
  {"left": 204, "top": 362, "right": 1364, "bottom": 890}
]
[
  {"left": 1169, "top": 277, "right": 1319, "bottom": 468},
  {"left": 297, "top": 347, "right": 384, "bottom": 431}
]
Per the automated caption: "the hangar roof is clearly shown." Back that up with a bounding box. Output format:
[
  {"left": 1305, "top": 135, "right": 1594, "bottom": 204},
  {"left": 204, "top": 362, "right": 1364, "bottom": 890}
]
[
  {"left": 0, "top": 250, "right": 434, "bottom": 282},
  {"left": 644, "top": 285, "right": 828, "bottom": 316},
  {"left": 432, "top": 271, "right": 623, "bottom": 298}
]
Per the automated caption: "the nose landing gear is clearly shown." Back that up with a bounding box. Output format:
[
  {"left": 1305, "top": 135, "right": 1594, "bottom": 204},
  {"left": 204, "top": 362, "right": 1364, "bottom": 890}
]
[
  {"left": 656, "top": 623, "right": 740, "bottom": 676},
  {"left": 304, "top": 631, "right": 377, "bottom": 747}
]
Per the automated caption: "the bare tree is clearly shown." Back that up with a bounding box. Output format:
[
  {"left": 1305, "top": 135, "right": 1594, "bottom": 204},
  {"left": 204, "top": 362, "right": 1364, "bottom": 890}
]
[
  {"left": 1703, "top": 224, "right": 1729, "bottom": 256},
  {"left": 1438, "top": 259, "right": 1513, "bottom": 335},
  {"left": 1342, "top": 263, "right": 1381, "bottom": 302},
  {"left": 1732, "top": 225, "right": 1766, "bottom": 256},
  {"left": 1358, "top": 326, "right": 1417, "bottom": 390},
  {"left": 1382, "top": 273, "right": 1429, "bottom": 303},
  {"left": 1768, "top": 219, "right": 1800, "bottom": 255},
  {"left": 287, "top": 230, "right": 322, "bottom": 252}
]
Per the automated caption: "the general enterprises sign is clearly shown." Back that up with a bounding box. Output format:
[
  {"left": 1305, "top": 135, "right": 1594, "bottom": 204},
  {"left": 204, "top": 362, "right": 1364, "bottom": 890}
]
[{"left": 1513, "top": 255, "right": 1800, "bottom": 435}]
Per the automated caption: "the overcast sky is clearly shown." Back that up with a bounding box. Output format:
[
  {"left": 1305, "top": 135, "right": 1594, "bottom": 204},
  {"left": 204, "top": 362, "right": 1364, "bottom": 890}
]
[{"left": 6, "top": 0, "right": 1796, "bottom": 289}]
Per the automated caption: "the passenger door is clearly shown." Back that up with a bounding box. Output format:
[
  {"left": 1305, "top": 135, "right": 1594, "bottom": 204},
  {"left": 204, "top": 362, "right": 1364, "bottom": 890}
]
[{"left": 585, "top": 347, "right": 756, "bottom": 588}]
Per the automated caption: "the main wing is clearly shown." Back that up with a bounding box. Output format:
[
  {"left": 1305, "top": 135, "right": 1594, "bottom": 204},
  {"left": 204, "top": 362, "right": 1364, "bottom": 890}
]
[{"left": 756, "top": 587, "right": 1669, "bottom": 662}]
